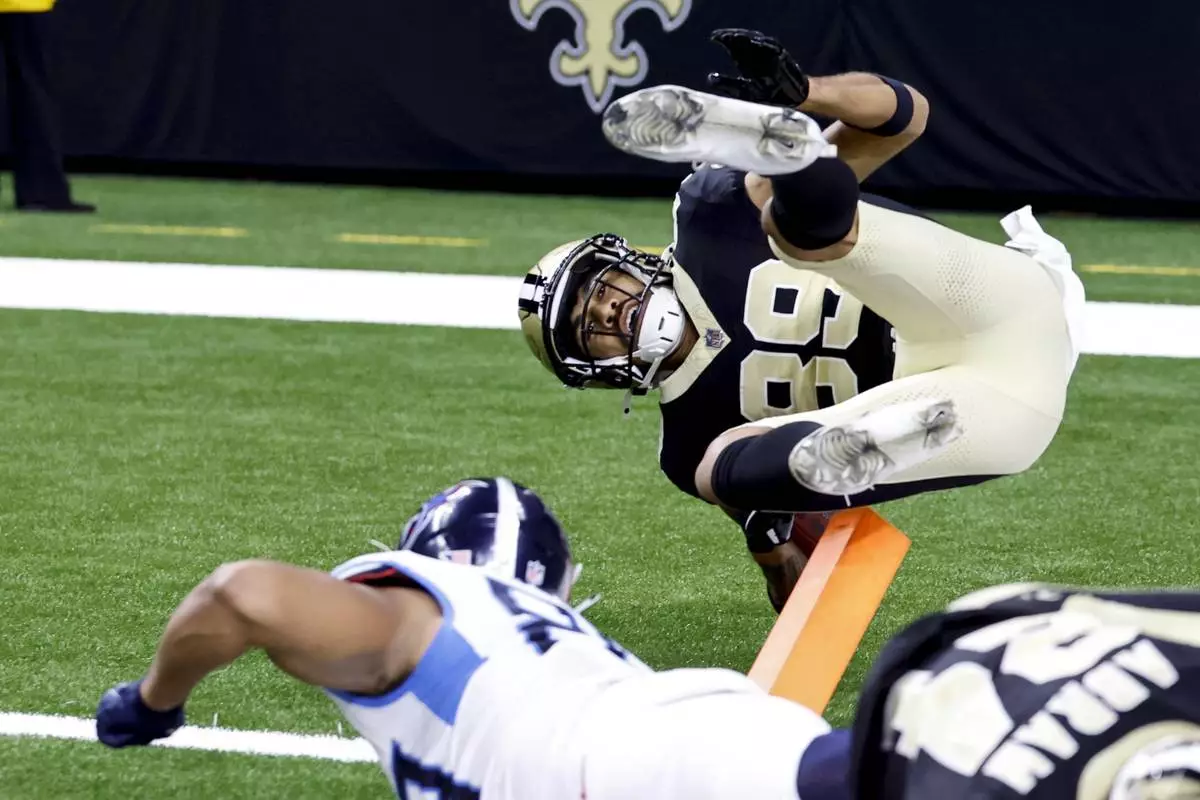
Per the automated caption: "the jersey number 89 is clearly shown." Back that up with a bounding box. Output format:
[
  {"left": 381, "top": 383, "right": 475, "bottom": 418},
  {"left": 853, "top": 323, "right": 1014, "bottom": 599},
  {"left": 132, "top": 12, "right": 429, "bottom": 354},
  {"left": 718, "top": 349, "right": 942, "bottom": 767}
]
[{"left": 739, "top": 260, "right": 864, "bottom": 421}]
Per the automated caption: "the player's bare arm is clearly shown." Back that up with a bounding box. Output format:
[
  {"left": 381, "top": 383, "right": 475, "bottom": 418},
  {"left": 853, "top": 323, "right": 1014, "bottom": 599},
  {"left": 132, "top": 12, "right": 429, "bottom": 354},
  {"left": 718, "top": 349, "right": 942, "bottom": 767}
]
[
  {"left": 759, "top": 72, "right": 928, "bottom": 265},
  {"left": 744, "top": 73, "right": 928, "bottom": 214},
  {"left": 716, "top": 470, "right": 830, "bottom": 611},
  {"left": 745, "top": 72, "right": 928, "bottom": 211},
  {"left": 805, "top": 72, "right": 929, "bottom": 182},
  {"left": 138, "top": 560, "right": 441, "bottom": 711},
  {"left": 709, "top": 29, "right": 927, "bottom": 182},
  {"left": 708, "top": 29, "right": 928, "bottom": 263}
]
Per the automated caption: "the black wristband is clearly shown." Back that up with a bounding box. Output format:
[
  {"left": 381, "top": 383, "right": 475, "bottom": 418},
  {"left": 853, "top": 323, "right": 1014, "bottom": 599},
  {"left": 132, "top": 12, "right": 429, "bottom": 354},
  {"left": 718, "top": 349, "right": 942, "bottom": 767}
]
[
  {"left": 845, "top": 75, "right": 914, "bottom": 138},
  {"left": 742, "top": 510, "right": 795, "bottom": 554}
]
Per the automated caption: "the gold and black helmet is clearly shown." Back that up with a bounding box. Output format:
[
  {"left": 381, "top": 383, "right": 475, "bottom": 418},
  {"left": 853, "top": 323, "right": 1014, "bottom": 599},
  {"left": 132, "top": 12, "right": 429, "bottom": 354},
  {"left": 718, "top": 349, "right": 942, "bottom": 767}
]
[{"left": 517, "top": 233, "right": 673, "bottom": 391}]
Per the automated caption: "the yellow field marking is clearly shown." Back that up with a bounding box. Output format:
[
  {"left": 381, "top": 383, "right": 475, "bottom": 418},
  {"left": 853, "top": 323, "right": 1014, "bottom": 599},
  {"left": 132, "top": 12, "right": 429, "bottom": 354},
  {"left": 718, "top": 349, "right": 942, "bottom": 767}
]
[
  {"left": 91, "top": 224, "right": 248, "bottom": 238},
  {"left": 1082, "top": 264, "right": 1200, "bottom": 278},
  {"left": 336, "top": 233, "right": 486, "bottom": 248}
]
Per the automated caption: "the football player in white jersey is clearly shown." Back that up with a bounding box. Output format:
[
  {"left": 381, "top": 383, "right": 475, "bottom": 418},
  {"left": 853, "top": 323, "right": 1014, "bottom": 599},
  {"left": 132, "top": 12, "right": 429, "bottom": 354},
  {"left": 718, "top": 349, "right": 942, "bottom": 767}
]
[
  {"left": 94, "top": 478, "right": 1200, "bottom": 799},
  {"left": 518, "top": 29, "right": 1084, "bottom": 609},
  {"left": 95, "top": 477, "right": 836, "bottom": 799}
]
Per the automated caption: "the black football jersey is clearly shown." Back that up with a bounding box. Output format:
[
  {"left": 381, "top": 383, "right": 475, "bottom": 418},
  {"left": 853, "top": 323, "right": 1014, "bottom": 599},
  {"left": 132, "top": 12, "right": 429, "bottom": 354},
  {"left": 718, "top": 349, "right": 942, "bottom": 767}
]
[
  {"left": 656, "top": 165, "right": 915, "bottom": 497},
  {"left": 850, "top": 584, "right": 1200, "bottom": 800}
]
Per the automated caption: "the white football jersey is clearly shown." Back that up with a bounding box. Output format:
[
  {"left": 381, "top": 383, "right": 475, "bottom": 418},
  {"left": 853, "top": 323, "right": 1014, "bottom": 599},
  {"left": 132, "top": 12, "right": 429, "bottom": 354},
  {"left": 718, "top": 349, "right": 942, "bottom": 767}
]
[{"left": 324, "top": 550, "right": 651, "bottom": 799}]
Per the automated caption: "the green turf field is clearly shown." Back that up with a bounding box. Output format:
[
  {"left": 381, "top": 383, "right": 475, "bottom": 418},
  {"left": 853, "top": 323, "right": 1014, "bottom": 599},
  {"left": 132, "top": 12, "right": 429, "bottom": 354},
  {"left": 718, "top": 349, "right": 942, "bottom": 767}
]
[
  {"left": 2, "top": 174, "right": 1199, "bottom": 797},
  {"left": 2, "top": 174, "right": 1200, "bottom": 303}
]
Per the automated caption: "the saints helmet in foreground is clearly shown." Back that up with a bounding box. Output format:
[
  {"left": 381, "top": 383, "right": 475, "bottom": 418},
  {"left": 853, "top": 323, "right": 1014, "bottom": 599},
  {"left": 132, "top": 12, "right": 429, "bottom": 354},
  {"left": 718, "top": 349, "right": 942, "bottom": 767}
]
[
  {"left": 1109, "top": 734, "right": 1200, "bottom": 800},
  {"left": 517, "top": 233, "right": 686, "bottom": 393}
]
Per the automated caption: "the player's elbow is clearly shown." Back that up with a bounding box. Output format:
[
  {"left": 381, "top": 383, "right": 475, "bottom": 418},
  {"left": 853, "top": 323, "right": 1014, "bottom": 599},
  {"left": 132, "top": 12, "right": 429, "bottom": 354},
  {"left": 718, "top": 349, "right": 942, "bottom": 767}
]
[
  {"left": 203, "top": 560, "right": 278, "bottom": 623},
  {"left": 903, "top": 84, "right": 930, "bottom": 140}
]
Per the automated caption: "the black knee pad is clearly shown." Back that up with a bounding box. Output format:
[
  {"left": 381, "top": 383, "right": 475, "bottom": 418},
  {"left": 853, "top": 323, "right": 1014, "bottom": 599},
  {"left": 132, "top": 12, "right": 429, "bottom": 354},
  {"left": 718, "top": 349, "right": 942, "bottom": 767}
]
[
  {"left": 710, "top": 421, "right": 823, "bottom": 511},
  {"left": 768, "top": 156, "right": 860, "bottom": 250}
]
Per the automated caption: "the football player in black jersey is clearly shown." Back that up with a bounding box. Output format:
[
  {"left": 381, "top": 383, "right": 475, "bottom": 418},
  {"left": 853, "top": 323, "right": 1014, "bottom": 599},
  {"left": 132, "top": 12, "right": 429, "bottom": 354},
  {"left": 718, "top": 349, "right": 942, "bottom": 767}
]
[
  {"left": 796, "top": 582, "right": 1200, "bottom": 800},
  {"left": 518, "top": 30, "right": 1084, "bottom": 610}
]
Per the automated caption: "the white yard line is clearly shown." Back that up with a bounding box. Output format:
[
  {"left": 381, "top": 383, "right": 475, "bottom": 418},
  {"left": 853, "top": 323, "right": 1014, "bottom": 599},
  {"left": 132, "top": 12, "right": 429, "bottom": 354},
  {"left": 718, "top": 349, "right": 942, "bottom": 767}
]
[
  {"left": 0, "top": 711, "right": 376, "bottom": 763},
  {"left": 1, "top": 256, "right": 1199, "bottom": 358},
  {"left": 1076, "top": 301, "right": 1200, "bottom": 359},
  {"left": 0, "top": 257, "right": 516, "bottom": 330}
]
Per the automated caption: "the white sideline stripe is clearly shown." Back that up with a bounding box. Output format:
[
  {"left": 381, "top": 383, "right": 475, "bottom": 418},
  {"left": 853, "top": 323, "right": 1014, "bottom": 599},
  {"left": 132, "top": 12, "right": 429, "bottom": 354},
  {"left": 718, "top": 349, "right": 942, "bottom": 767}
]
[
  {"left": 0, "top": 711, "right": 377, "bottom": 763},
  {"left": 1081, "top": 301, "right": 1200, "bottom": 359},
  {"left": 0, "top": 257, "right": 517, "bottom": 330},
  {"left": 2, "top": 257, "right": 1200, "bottom": 359}
]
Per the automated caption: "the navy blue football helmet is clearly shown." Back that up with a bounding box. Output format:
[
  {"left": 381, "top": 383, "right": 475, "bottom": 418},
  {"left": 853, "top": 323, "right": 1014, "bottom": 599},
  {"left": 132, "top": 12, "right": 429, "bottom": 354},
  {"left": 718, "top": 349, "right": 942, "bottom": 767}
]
[{"left": 397, "top": 477, "right": 575, "bottom": 602}]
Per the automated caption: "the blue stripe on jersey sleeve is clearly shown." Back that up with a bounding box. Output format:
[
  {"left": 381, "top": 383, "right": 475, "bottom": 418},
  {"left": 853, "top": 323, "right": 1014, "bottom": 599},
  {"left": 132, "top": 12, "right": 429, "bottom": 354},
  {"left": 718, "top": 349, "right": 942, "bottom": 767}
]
[{"left": 327, "top": 557, "right": 485, "bottom": 725}]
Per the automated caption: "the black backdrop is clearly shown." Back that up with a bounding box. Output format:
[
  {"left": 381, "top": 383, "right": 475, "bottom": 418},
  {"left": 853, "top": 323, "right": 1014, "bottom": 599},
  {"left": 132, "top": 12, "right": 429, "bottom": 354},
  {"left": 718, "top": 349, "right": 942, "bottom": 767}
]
[{"left": 3, "top": 0, "right": 1198, "bottom": 209}]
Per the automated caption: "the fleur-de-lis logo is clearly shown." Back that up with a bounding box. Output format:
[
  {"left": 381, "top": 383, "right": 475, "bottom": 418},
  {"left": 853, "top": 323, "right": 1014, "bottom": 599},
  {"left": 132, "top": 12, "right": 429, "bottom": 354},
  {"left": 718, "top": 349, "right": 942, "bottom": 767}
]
[{"left": 511, "top": 0, "right": 692, "bottom": 113}]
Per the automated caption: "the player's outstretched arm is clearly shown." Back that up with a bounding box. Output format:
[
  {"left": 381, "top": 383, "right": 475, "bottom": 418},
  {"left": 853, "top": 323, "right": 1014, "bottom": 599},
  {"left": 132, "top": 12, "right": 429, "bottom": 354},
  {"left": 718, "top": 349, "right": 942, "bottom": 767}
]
[
  {"left": 97, "top": 560, "right": 439, "bottom": 747},
  {"left": 141, "top": 561, "right": 434, "bottom": 706}
]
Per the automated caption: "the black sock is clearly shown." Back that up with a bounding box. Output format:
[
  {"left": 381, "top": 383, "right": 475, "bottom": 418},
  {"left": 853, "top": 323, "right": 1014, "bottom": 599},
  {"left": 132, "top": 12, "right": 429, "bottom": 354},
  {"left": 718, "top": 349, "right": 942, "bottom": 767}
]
[
  {"left": 711, "top": 421, "right": 1004, "bottom": 512},
  {"left": 768, "top": 156, "right": 860, "bottom": 250}
]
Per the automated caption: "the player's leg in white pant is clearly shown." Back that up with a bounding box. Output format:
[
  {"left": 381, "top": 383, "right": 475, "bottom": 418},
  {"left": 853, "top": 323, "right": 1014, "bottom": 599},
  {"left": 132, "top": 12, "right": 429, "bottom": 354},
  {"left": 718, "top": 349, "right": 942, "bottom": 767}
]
[
  {"left": 580, "top": 675, "right": 830, "bottom": 800},
  {"left": 702, "top": 253, "right": 1072, "bottom": 509},
  {"left": 614, "top": 86, "right": 1077, "bottom": 508},
  {"left": 786, "top": 396, "right": 961, "bottom": 496},
  {"left": 742, "top": 204, "right": 1074, "bottom": 503},
  {"left": 769, "top": 201, "right": 1072, "bottom": 379}
]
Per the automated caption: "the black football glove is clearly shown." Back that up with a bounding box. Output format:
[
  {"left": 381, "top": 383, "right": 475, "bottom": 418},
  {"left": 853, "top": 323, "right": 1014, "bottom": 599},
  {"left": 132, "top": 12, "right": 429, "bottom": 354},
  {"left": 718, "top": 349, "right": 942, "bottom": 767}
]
[{"left": 707, "top": 28, "right": 811, "bottom": 107}]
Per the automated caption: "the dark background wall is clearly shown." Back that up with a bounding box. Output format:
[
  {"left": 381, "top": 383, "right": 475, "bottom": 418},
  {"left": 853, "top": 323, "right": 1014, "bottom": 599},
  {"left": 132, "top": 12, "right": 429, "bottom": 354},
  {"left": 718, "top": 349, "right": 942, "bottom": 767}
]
[{"left": 3, "top": 0, "right": 1197, "bottom": 213}]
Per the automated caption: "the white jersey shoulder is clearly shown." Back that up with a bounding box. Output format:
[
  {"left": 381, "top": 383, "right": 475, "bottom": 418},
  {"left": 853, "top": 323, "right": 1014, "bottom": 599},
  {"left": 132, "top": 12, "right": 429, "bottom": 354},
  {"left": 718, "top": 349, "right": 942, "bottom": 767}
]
[{"left": 324, "top": 550, "right": 649, "bottom": 799}]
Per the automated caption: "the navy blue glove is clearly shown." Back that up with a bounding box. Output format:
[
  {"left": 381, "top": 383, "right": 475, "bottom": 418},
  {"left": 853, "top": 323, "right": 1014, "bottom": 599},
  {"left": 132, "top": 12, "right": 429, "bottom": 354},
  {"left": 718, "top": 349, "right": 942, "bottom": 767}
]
[{"left": 96, "top": 680, "right": 185, "bottom": 748}]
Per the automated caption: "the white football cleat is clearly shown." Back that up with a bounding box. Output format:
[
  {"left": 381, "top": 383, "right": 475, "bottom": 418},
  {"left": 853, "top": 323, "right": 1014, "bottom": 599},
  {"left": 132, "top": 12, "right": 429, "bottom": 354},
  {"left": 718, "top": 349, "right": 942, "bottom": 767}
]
[
  {"left": 601, "top": 84, "right": 837, "bottom": 176},
  {"left": 788, "top": 399, "right": 963, "bottom": 497}
]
